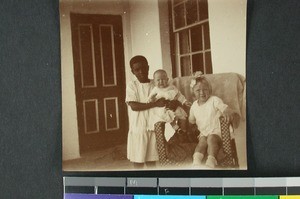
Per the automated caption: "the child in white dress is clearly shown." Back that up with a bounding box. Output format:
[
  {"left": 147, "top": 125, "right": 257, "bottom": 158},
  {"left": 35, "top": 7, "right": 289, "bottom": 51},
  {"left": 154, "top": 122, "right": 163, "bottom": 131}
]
[
  {"left": 126, "top": 56, "right": 167, "bottom": 169},
  {"left": 148, "top": 69, "right": 191, "bottom": 134},
  {"left": 189, "top": 75, "right": 234, "bottom": 168}
]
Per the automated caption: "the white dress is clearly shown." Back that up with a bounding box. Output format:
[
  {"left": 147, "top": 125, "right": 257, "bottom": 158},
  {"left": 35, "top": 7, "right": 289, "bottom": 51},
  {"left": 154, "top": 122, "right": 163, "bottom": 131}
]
[
  {"left": 125, "top": 79, "right": 159, "bottom": 163},
  {"left": 189, "top": 96, "right": 228, "bottom": 137}
]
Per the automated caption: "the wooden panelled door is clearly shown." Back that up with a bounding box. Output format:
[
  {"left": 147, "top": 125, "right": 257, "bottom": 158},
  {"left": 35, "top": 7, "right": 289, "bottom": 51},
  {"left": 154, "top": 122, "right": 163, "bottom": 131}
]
[{"left": 70, "top": 13, "right": 127, "bottom": 153}]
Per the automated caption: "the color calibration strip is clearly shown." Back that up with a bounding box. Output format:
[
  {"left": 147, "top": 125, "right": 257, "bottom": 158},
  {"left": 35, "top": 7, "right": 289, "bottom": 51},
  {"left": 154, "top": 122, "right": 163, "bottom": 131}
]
[{"left": 64, "top": 177, "right": 300, "bottom": 198}]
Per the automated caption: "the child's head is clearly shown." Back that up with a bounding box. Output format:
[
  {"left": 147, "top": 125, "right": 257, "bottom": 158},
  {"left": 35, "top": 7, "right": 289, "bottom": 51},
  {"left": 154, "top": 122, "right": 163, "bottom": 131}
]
[
  {"left": 130, "top": 55, "right": 149, "bottom": 83},
  {"left": 153, "top": 69, "right": 169, "bottom": 88},
  {"left": 191, "top": 77, "right": 212, "bottom": 103}
]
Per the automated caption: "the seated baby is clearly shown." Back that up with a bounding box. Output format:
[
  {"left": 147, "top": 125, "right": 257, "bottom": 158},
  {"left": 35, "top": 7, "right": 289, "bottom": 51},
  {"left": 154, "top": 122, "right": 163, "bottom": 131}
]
[{"left": 148, "top": 69, "right": 191, "bottom": 135}]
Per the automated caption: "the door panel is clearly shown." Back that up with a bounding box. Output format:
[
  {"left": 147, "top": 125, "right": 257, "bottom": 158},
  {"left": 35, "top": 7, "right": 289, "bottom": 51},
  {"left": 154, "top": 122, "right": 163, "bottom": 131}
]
[
  {"left": 100, "top": 25, "right": 117, "bottom": 87},
  {"left": 104, "top": 97, "right": 119, "bottom": 131},
  {"left": 83, "top": 99, "right": 99, "bottom": 134},
  {"left": 78, "top": 24, "right": 97, "bottom": 88},
  {"left": 70, "top": 13, "right": 127, "bottom": 153}
]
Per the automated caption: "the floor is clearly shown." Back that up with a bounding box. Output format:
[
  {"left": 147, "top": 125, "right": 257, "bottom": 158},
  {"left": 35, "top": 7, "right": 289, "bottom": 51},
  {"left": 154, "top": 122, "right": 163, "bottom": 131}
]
[
  {"left": 63, "top": 121, "right": 247, "bottom": 172},
  {"left": 63, "top": 144, "right": 133, "bottom": 171}
]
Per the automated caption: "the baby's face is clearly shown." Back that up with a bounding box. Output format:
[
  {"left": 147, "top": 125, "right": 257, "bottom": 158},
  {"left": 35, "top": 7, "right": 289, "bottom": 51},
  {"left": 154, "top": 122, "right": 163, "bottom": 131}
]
[
  {"left": 154, "top": 72, "right": 169, "bottom": 88},
  {"left": 193, "top": 82, "right": 210, "bottom": 103}
]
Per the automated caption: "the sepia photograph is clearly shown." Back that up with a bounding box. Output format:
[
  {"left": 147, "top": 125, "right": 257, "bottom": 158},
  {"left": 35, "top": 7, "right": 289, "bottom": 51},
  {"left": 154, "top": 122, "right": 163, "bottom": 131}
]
[{"left": 61, "top": 0, "right": 247, "bottom": 171}]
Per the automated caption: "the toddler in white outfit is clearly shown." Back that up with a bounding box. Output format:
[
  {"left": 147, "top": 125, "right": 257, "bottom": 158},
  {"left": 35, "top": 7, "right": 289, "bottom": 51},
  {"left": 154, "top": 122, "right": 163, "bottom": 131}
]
[{"left": 189, "top": 75, "right": 235, "bottom": 168}]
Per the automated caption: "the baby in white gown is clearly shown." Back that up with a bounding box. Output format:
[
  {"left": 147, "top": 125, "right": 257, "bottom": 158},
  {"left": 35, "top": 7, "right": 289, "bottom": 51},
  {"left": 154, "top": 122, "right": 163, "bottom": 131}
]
[{"left": 147, "top": 69, "right": 191, "bottom": 132}]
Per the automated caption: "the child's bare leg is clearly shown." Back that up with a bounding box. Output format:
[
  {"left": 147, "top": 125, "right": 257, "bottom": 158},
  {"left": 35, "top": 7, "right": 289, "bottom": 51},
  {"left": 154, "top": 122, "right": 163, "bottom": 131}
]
[
  {"left": 206, "top": 134, "right": 222, "bottom": 168},
  {"left": 195, "top": 136, "right": 208, "bottom": 154},
  {"left": 207, "top": 134, "right": 222, "bottom": 157},
  {"left": 193, "top": 136, "right": 207, "bottom": 165}
]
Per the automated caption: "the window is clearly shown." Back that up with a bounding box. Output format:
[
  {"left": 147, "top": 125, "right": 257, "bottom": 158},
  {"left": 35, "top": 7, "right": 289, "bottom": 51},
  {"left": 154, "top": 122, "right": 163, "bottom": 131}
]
[{"left": 171, "top": 0, "right": 212, "bottom": 77}]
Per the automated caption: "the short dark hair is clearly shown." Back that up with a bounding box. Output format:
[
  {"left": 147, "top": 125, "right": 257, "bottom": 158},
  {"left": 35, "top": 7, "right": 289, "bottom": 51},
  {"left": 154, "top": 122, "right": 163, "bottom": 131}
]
[{"left": 130, "top": 55, "right": 148, "bottom": 68}]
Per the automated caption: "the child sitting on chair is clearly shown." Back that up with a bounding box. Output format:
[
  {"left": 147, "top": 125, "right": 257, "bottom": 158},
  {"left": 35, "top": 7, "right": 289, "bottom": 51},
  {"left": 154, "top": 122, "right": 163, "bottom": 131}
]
[
  {"left": 148, "top": 69, "right": 191, "bottom": 136},
  {"left": 189, "top": 74, "right": 234, "bottom": 168}
]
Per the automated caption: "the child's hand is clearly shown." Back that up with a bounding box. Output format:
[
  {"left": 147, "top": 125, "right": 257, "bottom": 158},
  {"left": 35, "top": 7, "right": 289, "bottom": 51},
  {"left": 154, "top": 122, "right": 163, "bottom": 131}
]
[
  {"left": 222, "top": 108, "right": 234, "bottom": 123},
  {"left": 165, "top": 100, "right": 181, "bottom": 111},
  {"left": 184, "top": 101, "right": 192, "bottom": 107},
  {"left": 154, "top": 98, "right": 167, "bottom": 107}
]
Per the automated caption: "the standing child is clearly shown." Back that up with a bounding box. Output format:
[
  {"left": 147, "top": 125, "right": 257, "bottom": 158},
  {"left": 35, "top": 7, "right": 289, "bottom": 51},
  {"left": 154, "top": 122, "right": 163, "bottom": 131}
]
[
  {"left": 189, "top": 75, "right": 234, "bottom": 168},
  {"left": 125, "top": 56, "right": 166, "bottom": 169},
  {"left": 147, "top": 69, "right": 191, "bottom": 135}
]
